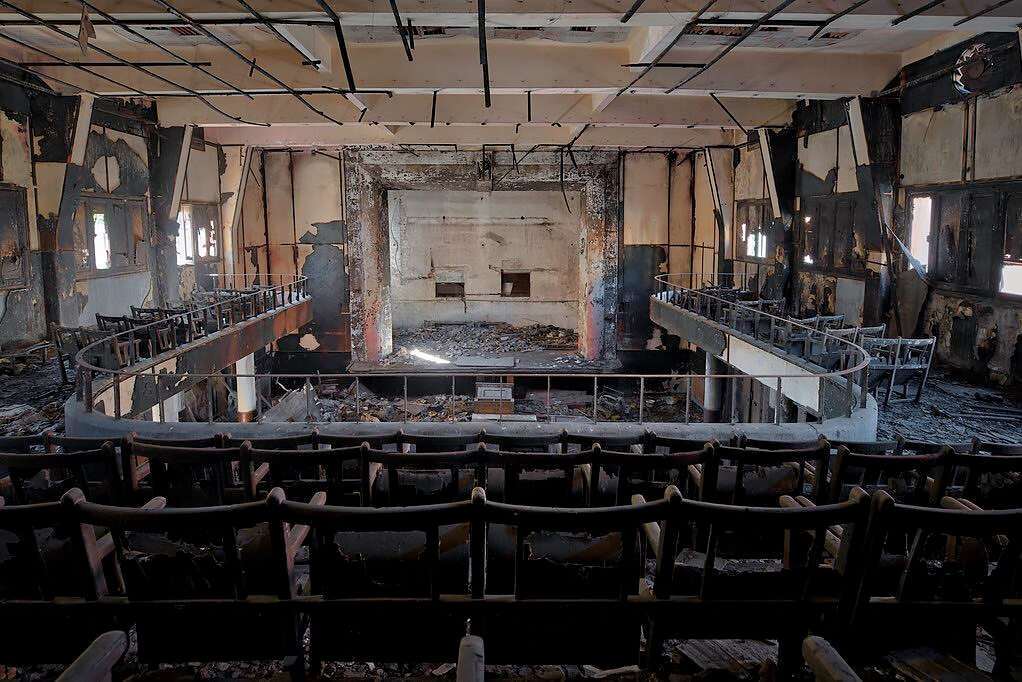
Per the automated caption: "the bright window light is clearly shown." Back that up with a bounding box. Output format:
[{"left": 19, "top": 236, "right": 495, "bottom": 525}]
[
  {"left": 92, "top": 212, "right": 111, "bottom": 270},
  {"left": 1001, "top": 262, "right": 1022, "bottom": 295},
  {"left": 909, "top": 196, "right": 933, "bottom": 271},
  {"left": 411, "top": 349, "right": 451, "bottom": 364},
  {"left": 176, "top": 208, "right": 194, "bottom": 265}
]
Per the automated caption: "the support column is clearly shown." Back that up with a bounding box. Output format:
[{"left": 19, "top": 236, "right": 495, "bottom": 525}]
[
  {"left": 151, "top": 391, "right": 181, "bottom": 423},
  {"left": 703, "top": 354, "right": 725, "bottom": 423},
  {"left": 236, "top": 353, "right": 257, "bottom": 422}
]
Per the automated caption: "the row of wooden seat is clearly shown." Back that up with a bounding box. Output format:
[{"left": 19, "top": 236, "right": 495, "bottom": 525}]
[
  {"left": 4, "top": 428, "right": 1018, "bottom": 456},
  {"left": 2, "top": 434, "right": 1019, "bottom": 514},
  {"left": 0, "top": 483, "right": 1017, "bottom": 678}
]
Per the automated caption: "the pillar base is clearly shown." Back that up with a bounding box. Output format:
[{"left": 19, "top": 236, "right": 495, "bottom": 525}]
[{"left": 237, "top": 411, "right": 256, "bottom": 423}]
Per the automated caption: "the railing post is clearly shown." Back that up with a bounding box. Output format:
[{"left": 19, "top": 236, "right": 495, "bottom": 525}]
[
  {"left": 638, "top": 376, "right": 645, "bottom": 425},
  {"left": 83, "top": 368, "right": 93, "bottom": 413},
  {"left": 305, "top": 377, "right": 313, "bottom": 423},
  {"left": 775, "top": 377, "right": 783, "bottom": 425},
  {"left": 860, "top": 364, "right": 869, "bottom": 408},
  {"left": 156, "top": 373, "right": 165, "bottom": 423},
  {"left": 354, "top": 378, "right": 361, "bottom": 422},
  {"left": 207, "top": 378, "right": 214, "bottom": 423},
  {"left": 113, "top": 374, "right": 121, "bottom": 419},
  {"left": 684, "top": 376, "right": 691, "bottom": 424},
  {"left": 450, "top": 375, "right": 456, "bottom": 422},
  {"left": 592, "top": 376, "right": 598, "bottom": 423},
  {"left": 404, "top": 376, "right": 409, "bottom": 422},
  {"left": 546, "top": 375, "right": 551, "bottom": 418},
  {"left": 729, "top": 375, "right": 737, "bottom": 424}
]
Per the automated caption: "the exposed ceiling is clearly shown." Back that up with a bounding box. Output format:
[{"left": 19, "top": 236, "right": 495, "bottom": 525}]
[{"left": 0, "top": 0, "right": 1019, "bottom": 149}]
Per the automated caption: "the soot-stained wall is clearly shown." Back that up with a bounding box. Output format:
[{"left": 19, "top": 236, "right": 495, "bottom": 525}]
[
  {"left": 893, "top": 33, "right": 1022, "bottom": 383},
  {"left": 0, "top": 75, "right": 230, "bottom": 349},
  {"left": 388, "top": 189, "right": 582, "bottom": 329}
]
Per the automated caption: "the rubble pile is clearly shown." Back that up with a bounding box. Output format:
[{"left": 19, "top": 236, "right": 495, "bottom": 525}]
[
  {"left": 877, "top": 368, "right": 1022, "bottom": 444},
  {"left": 0, "top": 358, "right": 72, "bottom": 437},
  {"left": 320, "top": 381, "right": 475, "bottom": 422},
  {"left": 385, "top": 322, "right": 578, "bottom": 365}
]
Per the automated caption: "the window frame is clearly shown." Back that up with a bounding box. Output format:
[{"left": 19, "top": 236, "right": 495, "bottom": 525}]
[
  {"left": 0, "top": 184, "right": 29, "bottom": 291},
  {"left": 902, "top": 181, "right": 1022, "bottom": 301},
  {"left": 733, "top": 198, "right": 772, "bottom": 264},
  {"left": 176, "top": 201, "right": 222, "bottom": 267},
  {"left": 74, "top": 192, "right": 150, "bottom": 280}
]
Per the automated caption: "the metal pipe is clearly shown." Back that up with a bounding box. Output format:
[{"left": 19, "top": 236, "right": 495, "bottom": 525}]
[
  {"left": 478, "top": 0, "right": 491, "bottom": 107},
  {"left": 78, "top": 0, "right": 251, "bottom": 98},
  {"left": 891, "top": 0, "right": 947, "bottom": 25},
  {"left": 0, "top": 32, "right": 146, "bottom": 95},
  {"left": 234, "top": 0, "right": 321, "bottom": 68},
  {"left": 149, "top": 0, "right": 347, "bottom": 126},
  {"left": 312, "top": 0, "right": 357, "bottom": 91},
  {"left": 430, "top": 90, "right": 438, "bottom": 128},
  {"left": 0, "top": 1, "right": 267, "bottom": 126},
  {"left": 19, "top": 60, "right": 212, "bottom": 67},
  {"left": 620, "top": 0, "right": 648, "bottom": 23},
  {"left": 389, "top": 0, "right": 414, "bottom": 61},
  {"left": 0, "top": 57, "right": 101, "bottom": 95},
  {"left": 667, "top": 0, "right": 800, "bottom": 92},
  {"left": 709, "top": 93, "right": 747, "bottom": 135},
  {"left": 954, "top": 0, "right": 1018, "bottom": 25},
  {"left": 611, "top": 0, "right": 718, "bottom": 103},
  {"left": 808, "top": 0, "right": 876, "bottom": 40}
]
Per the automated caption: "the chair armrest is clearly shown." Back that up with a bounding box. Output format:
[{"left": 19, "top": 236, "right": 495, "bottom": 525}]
[
  {"left": 56, "top": 631, "right": 128, "bottom": 682},
  {"left": 141, "top": 496, "right": 167, "bottom": 510},
  {"left": 687, "top": 463, "right": 702, "bottom": 487},
  {"left": 631, "top": 493, "right": 661, "bottom": 554},
  {"left": 941, "top": 496, "right": 1009, "bottom": 546},
  {"left": 287, "top": 491, "right": 327, "bottom": 553},
  {"left": 802, "top": 636, "right": 861, "bottom": 682},
  {"left": 253, "top": 462, "right": 270, "bottom": 486}
]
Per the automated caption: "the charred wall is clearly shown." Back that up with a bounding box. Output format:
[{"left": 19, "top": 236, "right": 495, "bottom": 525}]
[
  {"left": 0, "top": 76, "right": 233, "bottom": 350},
  {"left": 893, "top": 33, "right": 1022, "bottom": 383}
]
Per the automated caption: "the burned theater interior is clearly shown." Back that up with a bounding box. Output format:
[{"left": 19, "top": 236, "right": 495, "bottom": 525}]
[{"left": 1, "top": 2, "right": 1022, "bottom": 681}]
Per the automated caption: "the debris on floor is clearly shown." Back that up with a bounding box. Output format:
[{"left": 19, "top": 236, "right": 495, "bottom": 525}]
[
  {"left": 383, "top": 322, "right": 582, "bottom": 366},
  {"left": 876, "top": 368, "right": 1022, "bottom": 444},
  {"left": 0, "top": 356, "right": 72, "bottom": 437}
]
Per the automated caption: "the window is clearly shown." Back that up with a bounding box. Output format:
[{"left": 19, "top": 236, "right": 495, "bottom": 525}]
[
  {"left": 176, "top": 203, "right": 219, "bottom": 266},
  {"left": 908, "top": 196, "right": 933, "bottom": 271},
  {"left": 802, "top": 215, "right": 815, "bottom": 264},
  {"left": 76, "top": 195, "right": 148, "bottom": 275},
  {"left": 435, "top": 282, "right": 465, "bottom": 298},
  {"left": 0, "top": 186, "right": 29, "bottom": 289},
  {"left": 500, "top": 271, "right": 531, "bottom": 297},
  {"left": 735, "top": 199, "right": 770, "bottom": 261},
  {"left": 1002, "top": 193, "right": 1022, "bottom": 295}
]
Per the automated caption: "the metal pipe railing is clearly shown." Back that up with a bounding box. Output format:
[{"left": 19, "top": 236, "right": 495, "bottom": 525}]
[{"left": 73, "top": 272, "right": 872, "bottom": 427}]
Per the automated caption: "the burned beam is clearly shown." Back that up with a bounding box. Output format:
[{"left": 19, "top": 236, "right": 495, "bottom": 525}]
[
  {"left": 78, "top": 0, "right": 252, "bottom": 99},
  {"left": 149, "top": 0, "right": 346, "bottom": 126},
  {"left": 478, "top": 0, "right": 491, "bottom": 107},
  {"left": 808, "top": 0, "right": 875, "bottom": 40},
  {"left": 667, "top": 0, "right": 800, "bottom": 92},
  {"left": 389, "top": 0, "right": 414, "bottom": 61},
  {"left": 312, "top": 0, "right": 357, "bottom": 92}
]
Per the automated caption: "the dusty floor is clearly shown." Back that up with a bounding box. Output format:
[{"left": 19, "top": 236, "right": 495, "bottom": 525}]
[{"left": 875, "top": 368, "right": 1022, "bottom": 444}]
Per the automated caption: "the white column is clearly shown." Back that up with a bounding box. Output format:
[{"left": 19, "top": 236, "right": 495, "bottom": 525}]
[
  {"left": 236, "top": 352, "right": 257, "bottom": 422},
  {"left": 703, "top": 353, "right": 725, "bottom": 423},
  {"left": 151, "top": 391, "right": 181, "bottom": 423}
]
